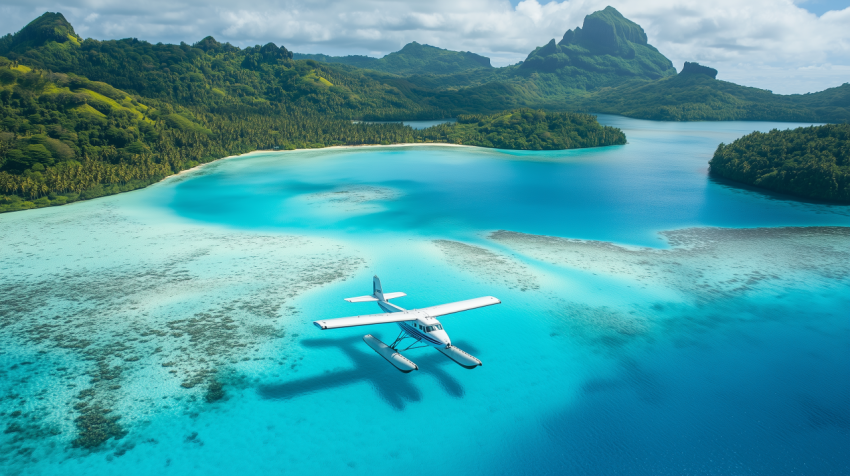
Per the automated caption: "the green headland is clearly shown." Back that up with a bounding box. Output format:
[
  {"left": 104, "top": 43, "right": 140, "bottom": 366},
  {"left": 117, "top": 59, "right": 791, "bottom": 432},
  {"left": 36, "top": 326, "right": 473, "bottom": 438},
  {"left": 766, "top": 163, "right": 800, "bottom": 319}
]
[{"left": 709, "top": 124, "right": 850, "bottom": 203}]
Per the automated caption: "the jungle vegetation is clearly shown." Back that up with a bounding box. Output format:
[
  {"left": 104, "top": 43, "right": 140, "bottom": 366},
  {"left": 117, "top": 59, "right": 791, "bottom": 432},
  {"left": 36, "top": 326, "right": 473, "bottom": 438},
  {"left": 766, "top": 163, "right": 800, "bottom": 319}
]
[
  {"left": 0, "top": 61, "right": 447, "bottom": 212},
  {"left": 580, "top": 73, "right": 850, "bottom": 122},
  {"left": 0, "top": 46, "right": 620, "bottom": 212},
  {"left": 419, "top": 109, "right": 626, "bottom": 150},
  {"left": 709, "top": 124, "right": 850, "bottom": 203},
  {"left": 295, "top": 42, "right": 493, "bottom": 76},
  {"left": 1, "top": 8, "right": 849, "bottom": 212}
]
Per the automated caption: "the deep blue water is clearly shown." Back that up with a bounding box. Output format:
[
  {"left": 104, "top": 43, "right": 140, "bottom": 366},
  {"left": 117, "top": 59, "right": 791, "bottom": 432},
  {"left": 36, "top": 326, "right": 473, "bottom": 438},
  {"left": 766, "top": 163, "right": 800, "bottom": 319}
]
[{"left": 1, "top": 116, "right": 848, "bottom": 475}]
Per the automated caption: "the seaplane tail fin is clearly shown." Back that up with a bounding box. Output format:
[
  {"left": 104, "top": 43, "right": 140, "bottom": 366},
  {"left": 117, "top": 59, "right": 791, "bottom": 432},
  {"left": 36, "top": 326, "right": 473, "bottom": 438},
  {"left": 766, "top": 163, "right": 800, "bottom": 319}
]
[
  {"left": 420, "top": 296, "right": 501, "bottom": 317},
  {"left": 313, "top": 311, "right": 414, "bottom": 330},
  {"left": 372, "top": 275, "right": 385, "bottom": 301}
]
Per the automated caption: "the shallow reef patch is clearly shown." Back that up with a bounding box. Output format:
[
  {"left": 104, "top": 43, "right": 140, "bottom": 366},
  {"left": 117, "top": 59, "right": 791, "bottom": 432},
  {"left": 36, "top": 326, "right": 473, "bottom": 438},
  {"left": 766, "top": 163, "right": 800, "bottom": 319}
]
[
  {"left": 0, "top": 201, "right": 365, "bottom": 463},
  {"left": 432, "top": 239, "right": 541, "bottom": 292},
  {"left": 295, "top": 185, "right": 400, "bottom": 215},
  {"left": 489, "top": 227, "right": 850, "bottom": 300}
]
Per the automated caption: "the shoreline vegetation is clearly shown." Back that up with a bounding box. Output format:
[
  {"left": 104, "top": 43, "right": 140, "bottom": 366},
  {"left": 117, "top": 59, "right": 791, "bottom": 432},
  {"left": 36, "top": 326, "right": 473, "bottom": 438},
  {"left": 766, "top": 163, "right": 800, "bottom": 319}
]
[
  {"left": 709, "top": 124, "right": 850, "bottom": 203},
  {"left": 0, "top": 104, "right": 624, "bottom": 213},
  {"left": 173, "top": 134, "right": 628, "bottom": 181},
  {"left": 0, "top": 10, "right": 848, "bottom": 213}
]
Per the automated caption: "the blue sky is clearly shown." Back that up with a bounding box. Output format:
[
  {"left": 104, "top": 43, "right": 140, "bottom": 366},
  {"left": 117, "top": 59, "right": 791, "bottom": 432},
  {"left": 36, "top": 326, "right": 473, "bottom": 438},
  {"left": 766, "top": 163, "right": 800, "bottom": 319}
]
[
  {"left": 798, "top": 0, "right": 850, "bottom": 15},
  {"left": 505, "top": 0, "right": 849, "bottom": 15}
]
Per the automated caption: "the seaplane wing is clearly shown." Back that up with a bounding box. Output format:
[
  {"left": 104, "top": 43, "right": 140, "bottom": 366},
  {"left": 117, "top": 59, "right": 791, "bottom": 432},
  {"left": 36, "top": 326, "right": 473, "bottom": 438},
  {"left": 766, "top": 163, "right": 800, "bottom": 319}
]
[
  {"left": 313, "top": 311, "right": 420, "bottom": 330},
  {"left": 419, "top": 296, "right": 501, "bottom": 317}
]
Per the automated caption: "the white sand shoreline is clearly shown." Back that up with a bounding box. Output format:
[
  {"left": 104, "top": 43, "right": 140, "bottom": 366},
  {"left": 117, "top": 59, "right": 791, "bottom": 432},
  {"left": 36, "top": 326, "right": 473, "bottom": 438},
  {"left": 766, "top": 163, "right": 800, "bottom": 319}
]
[{"left": 163, "top": 142, "right": 473, "bottom": 182}]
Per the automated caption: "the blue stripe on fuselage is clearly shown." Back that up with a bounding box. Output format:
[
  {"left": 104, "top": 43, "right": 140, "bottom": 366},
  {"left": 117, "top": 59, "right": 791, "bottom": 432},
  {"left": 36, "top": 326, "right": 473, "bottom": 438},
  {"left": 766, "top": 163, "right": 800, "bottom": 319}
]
[
  {"left": 377, "top": 300, "right": 441, "bottom": 345},
  {"left": 398, "top": 322, "right": 441, "bottom": 345}
]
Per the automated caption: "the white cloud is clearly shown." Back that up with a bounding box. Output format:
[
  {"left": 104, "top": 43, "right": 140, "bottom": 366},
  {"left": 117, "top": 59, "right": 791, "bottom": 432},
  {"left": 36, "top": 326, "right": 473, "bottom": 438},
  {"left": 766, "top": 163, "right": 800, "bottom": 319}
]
[{"left": 0, "top": 0, "right": 847, "bottom": 94}]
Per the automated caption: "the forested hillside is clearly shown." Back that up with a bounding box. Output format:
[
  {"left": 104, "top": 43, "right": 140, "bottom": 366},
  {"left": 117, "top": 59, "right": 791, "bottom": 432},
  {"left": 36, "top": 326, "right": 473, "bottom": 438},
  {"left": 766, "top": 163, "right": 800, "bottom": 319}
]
[
  {"left": 296, "top": 42, "right": 493, "bottom": 76},
  {"left": 581, "top": 72, "right": 850, "bottom": 122},
  {"left": 0, "top": 13, "right": 449, "bottom": 212},
  {"left": 709, "top": 124, "right": 850, "bottom": 202},
  {"left": 419, "top": 109, "right": 625, "bottom": 150},
  {"left": 0, "top": 59, "right": 444, "bottom": 213},
  {"left": 0, "top": 15, "right": 444, "bottom": 121},
  {"left": 3, "top": 10, "right": 846, "bottom": 123}
]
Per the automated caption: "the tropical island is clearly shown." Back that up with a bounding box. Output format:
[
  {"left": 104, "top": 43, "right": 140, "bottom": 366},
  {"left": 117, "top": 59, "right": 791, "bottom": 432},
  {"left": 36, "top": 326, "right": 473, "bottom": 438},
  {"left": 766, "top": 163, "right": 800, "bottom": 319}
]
[
  {"left": 709, "top": 124, "right": 850, "bottom": 203},
  {"left": 0, "top": 7, "right": 848, "bottom": 212},
  {"left": 419, "top": 110, "right": 625, "bottom": 150}
]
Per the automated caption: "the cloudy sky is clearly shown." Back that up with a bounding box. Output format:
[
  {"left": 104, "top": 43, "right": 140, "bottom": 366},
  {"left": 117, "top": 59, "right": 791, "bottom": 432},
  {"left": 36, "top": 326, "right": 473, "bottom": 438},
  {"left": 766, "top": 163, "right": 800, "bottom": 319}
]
[{"left": 1, "top": 0, "right": 848, "bottom": 94}]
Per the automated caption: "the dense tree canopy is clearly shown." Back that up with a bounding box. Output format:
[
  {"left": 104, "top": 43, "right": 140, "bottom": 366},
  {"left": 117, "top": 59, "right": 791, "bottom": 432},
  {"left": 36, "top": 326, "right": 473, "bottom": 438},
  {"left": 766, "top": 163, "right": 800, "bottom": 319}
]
[
  {"left": 580, "top": 74, "right": 850, "bottom": 122},
  {"left": 709, "top": 124, "right": 850, "bottom": 202},
  {"left": 296, "top": 42, "right": 492, "bottom": 76},
  {"left": 420, "top": 109, "right": 626, "bottom": 150},
  {"left": 0, "top": 62, "right": 444, "bottom": 212}
]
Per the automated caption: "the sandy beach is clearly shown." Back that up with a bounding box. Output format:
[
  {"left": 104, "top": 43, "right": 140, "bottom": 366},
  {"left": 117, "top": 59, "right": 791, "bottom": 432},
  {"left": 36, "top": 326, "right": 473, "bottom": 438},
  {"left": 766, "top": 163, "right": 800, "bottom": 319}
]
[{"left": 163, "top": 142, "right": 473, "bottom": 182}]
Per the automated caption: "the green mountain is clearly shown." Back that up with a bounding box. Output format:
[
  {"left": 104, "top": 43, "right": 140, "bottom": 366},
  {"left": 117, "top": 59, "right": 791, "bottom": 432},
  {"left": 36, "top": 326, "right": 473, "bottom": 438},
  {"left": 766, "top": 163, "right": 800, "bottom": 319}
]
[
  {"left": 295, "top": 42, "right": 492, "bottom": 76},
  {"left": 680, "top": 62, "right": 717, "bottom": 79},
  {"left": 293, "top": 53, "right": 378, "bottom": 68},
  {"left": 0, "top": 17, "right": 444, "bottom": 120},
  {"left": 2, "top": 8, "right": 848, "bottom": 124},
  {"left": 519, "top": 7, "right": 675, "bottom": 88},
  {"left": 0, "top": 12, "right": 82, "bottom": 53},
  {"left": 287, "top": 7, "right": 849, "bottom": 124},
  {"left": 580, "top": 69, "right": 850, "bottom": 122}
]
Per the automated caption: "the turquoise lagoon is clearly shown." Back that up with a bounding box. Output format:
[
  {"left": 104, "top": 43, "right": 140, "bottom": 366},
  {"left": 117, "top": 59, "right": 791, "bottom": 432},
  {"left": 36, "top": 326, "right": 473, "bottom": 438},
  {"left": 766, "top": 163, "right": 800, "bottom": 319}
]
[{"left": 1, "top": 116, "right": 848, "bottom": 475}]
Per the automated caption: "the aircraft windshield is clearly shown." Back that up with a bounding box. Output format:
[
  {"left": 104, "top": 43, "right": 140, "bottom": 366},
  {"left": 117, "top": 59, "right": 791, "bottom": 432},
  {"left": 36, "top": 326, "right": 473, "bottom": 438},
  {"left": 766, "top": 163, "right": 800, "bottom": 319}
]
[{"left": 424, "top": 324, "right": 443, "bottom": 332}]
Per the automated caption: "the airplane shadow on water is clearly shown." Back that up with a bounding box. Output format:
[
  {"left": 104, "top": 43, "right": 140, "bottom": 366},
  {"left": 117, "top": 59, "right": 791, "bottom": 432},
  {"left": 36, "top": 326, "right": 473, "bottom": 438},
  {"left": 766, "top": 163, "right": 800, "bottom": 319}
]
[{"left": 257, "top": 336, "right": 480, "bottom": 410}]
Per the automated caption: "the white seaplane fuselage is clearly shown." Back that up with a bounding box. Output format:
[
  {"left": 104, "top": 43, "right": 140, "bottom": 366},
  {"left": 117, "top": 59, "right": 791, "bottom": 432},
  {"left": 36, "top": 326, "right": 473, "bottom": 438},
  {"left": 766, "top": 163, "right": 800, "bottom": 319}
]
[{"left": 377, "top": 300, "right": 451, "bottom": 348}]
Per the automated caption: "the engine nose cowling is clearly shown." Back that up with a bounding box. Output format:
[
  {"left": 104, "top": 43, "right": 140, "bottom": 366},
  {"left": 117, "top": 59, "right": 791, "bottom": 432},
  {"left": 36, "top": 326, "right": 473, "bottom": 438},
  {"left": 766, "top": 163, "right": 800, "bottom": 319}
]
[{"left": 433, "top": 329, "right": 451, "bottom": 347}]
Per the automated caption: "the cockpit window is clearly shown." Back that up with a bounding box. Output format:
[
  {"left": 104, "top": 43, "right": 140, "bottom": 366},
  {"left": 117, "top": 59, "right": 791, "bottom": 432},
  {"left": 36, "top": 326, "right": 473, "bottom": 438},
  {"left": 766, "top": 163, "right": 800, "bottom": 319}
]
[{"left": 436, "top": 324, "right": 443, "bottom": 330}]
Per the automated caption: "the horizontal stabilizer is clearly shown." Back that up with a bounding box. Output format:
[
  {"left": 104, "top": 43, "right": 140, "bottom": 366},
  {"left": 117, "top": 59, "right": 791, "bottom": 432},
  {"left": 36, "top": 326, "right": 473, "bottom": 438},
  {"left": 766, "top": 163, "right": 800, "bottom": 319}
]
[
  {"left": 436, "top": 345, "right": 482, "bottom": 369},
  {"left": 344, "top": 295, "right": 379, "bottom": 303},
  {"left": 344, "top": 292, "right": 405, "bottom": 303},
  {"left": 313, "top": 311, "right": 417, "bottom": 329},
  {"left": 420, "top": 296, "right": 501, "bottom": 318},
  {"left": 364, "top": 335, "right": 418, "bottom": 372}
]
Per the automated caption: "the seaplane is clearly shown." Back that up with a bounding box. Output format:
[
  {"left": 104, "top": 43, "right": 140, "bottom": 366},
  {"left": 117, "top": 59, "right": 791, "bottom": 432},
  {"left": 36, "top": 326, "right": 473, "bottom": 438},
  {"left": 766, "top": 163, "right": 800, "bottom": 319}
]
[{"left": 313, "top": 276, "right": 500, "bottom": 373}]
